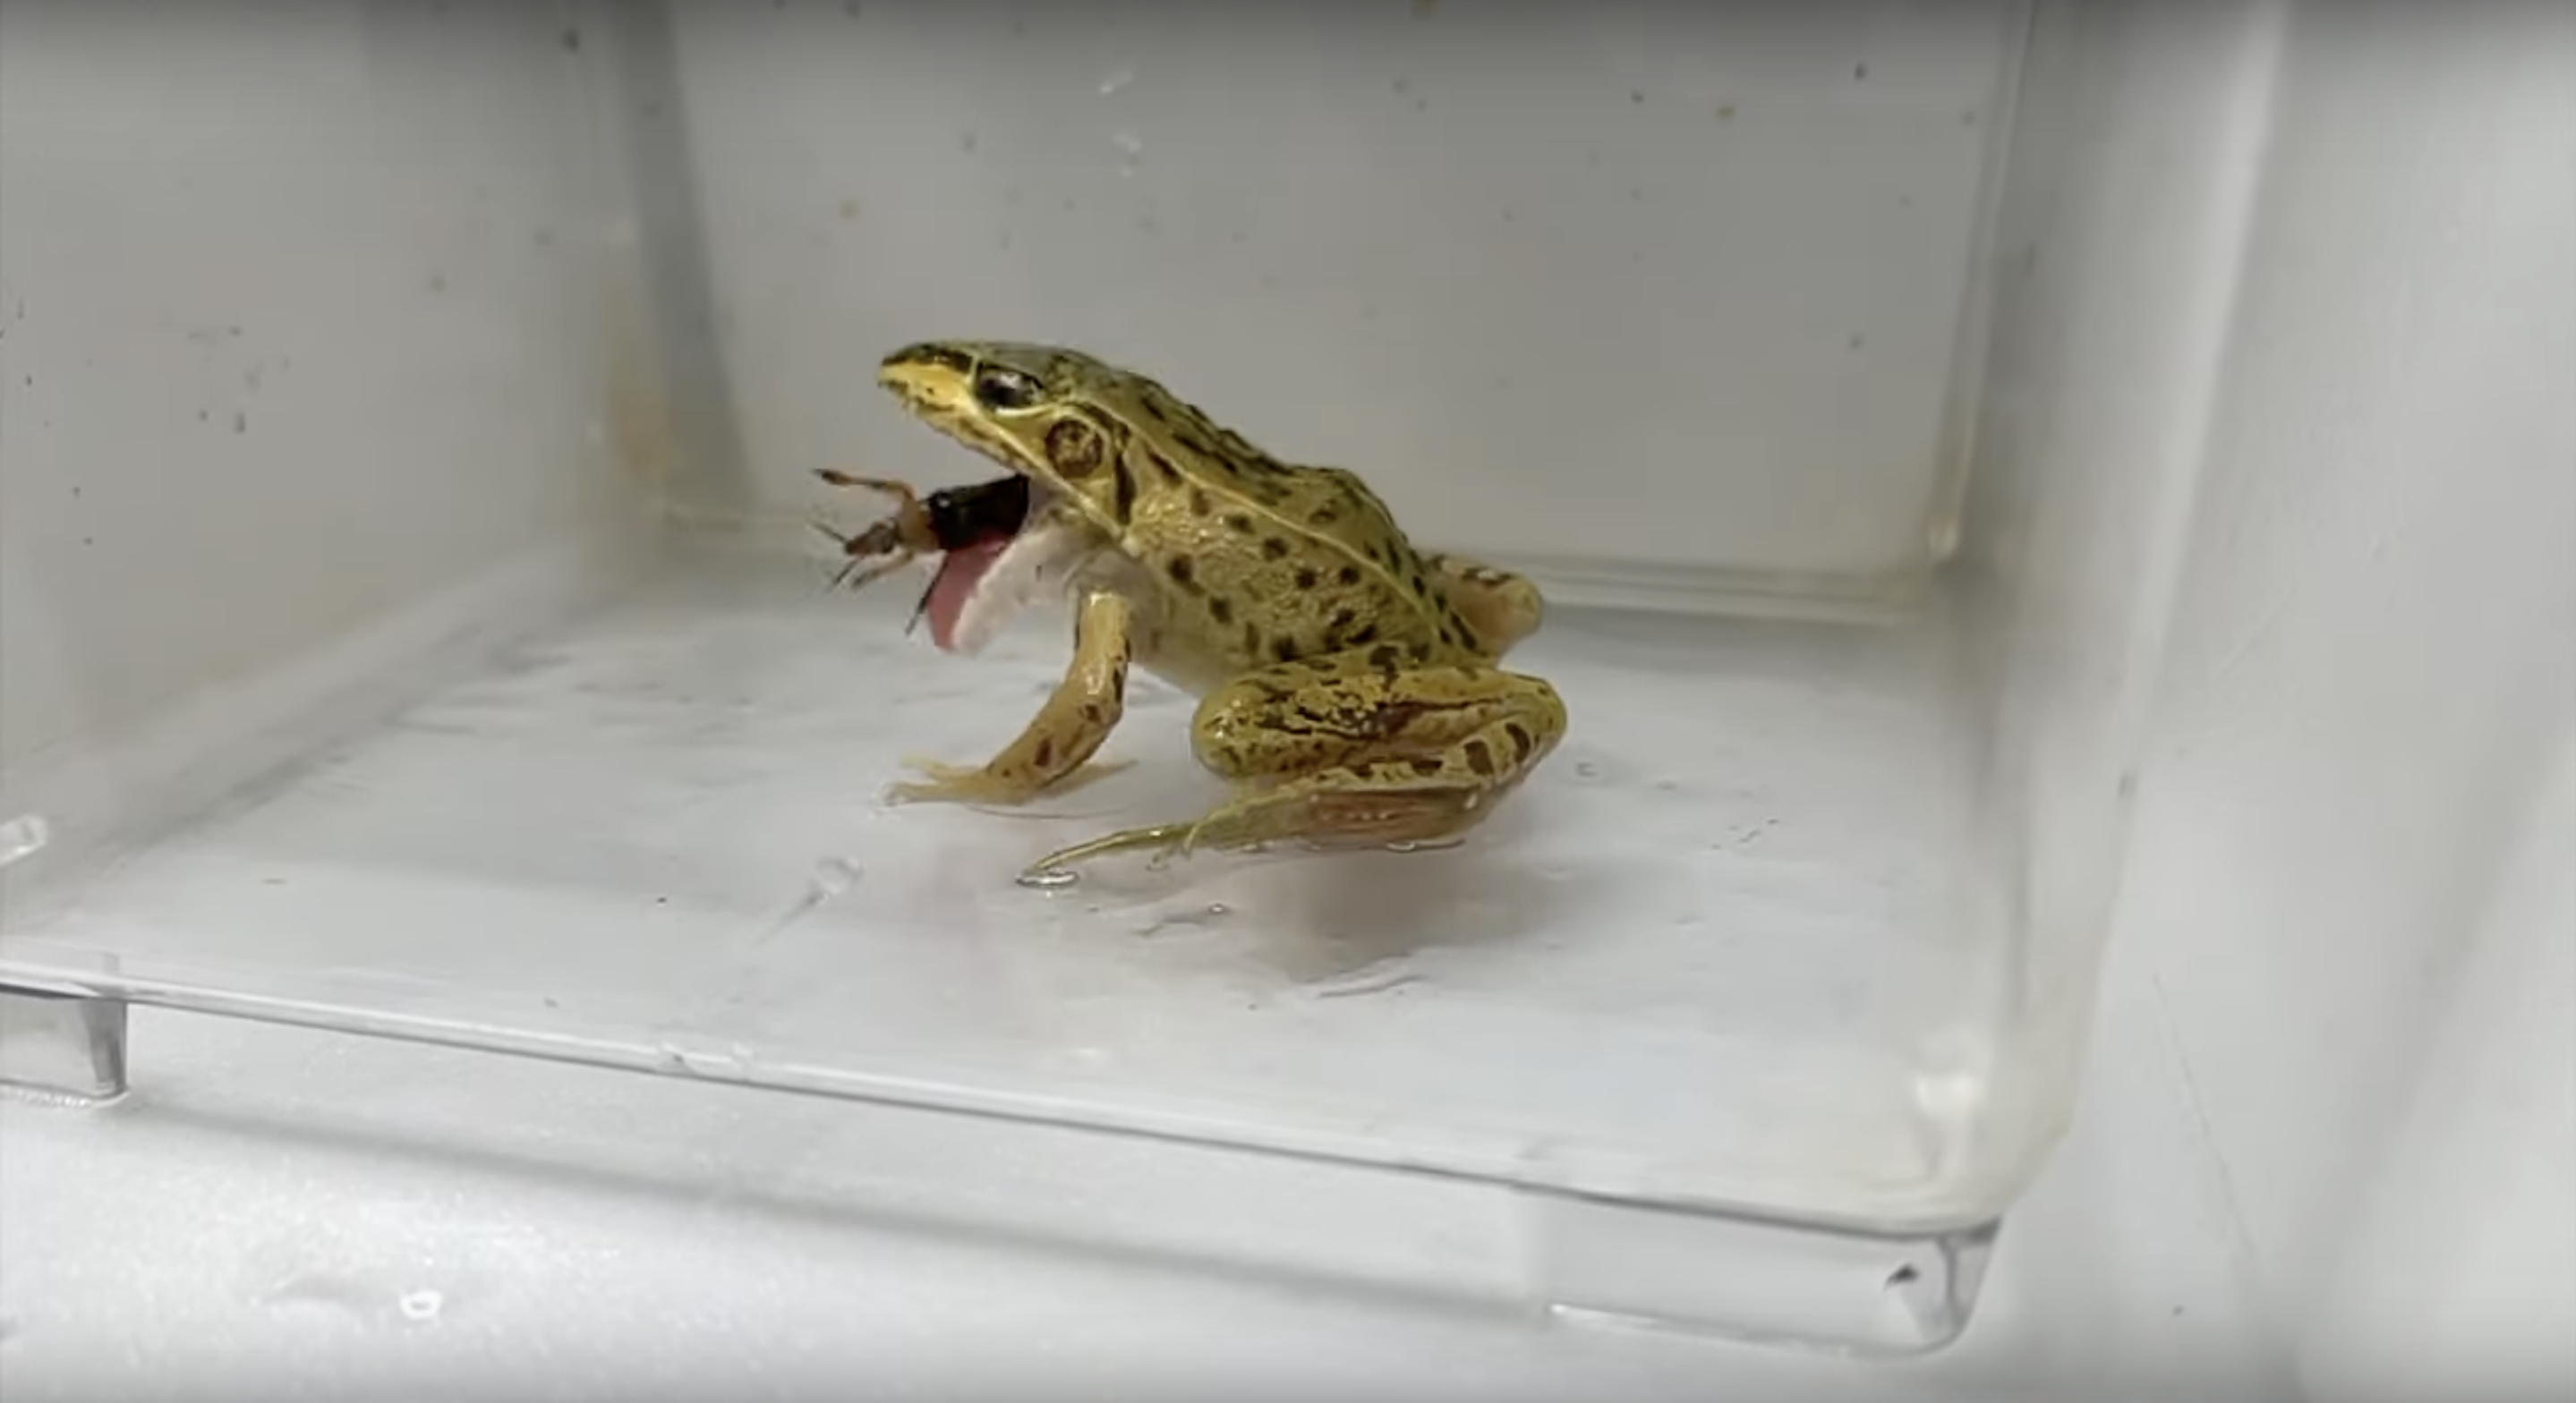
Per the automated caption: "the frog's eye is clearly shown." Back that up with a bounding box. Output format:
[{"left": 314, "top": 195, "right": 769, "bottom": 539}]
[{"left": 971, "top": 367, "right": 1045, "bottom": 412}]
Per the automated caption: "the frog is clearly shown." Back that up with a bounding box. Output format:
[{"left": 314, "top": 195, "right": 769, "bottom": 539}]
[{"left": 864, "top": 339, "right": 1568, "bottom": 880}]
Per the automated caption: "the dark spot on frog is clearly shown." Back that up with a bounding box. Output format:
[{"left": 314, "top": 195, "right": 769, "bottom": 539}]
[
  {"left": 1224, "top": 513, "right": 1253, "bottom": 533},
  {"left": 1260, "top": 537, "right": 1290, "bottom": 561},
  {"left": 1148, "top": 452, "right": 1181, "bottom": 486},
  {"left": 1409, "top": 756, "right": 1445, "bottom": 776},
  {"left": 1294, "top": 566, "right": 1318, "bottom": 590},
  {"left": 1189, "top": 486, "right": 1211, "bottom": 515},
  {"left": 1368, "top": 643, "right": 1403, "bottom": 670},
  {"left": 1033, "top": 736, "right": 1054, "bottom": 768},
  {"left": 1505, "top": 722, "right": 1534, "bottom": 761},
  {"left": 1346, "top": 623, "right": 1378, "bottom": 647},
  {"left": 1165, "top": 554, "right": 1200, "bottom": 591},
  {"left": 1463, "top": 739, "right": 1496, "bottom": 777},
  {"left": 1336, "top": 565, "right": 1361, "bottom": 586},
  {"left": 1308, "top": 502, "right": 1339, "bottom": 525},
  {"left": 1080, "top": 702, "right": 1105, "bottom": 724},
  {"left": 1241, "top": 621, "right": 1263, "bottom": 655}
]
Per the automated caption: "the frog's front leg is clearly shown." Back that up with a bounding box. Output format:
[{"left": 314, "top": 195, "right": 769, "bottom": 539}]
[
  {"left": 1024, "top": 649, "right": 1567, "bottom": 875},
  {"left": 887, "top": 589, "right": 1137, "bottom": 806}
]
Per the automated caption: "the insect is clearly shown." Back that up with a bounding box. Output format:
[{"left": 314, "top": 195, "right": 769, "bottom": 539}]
[{"left": 811, "top": 468, "right": 1032, "bottom": 632}]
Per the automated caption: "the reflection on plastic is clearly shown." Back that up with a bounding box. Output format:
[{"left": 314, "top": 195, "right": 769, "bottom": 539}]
[{"left": 0, "top": 814, "right": 51, "bottom": 868}]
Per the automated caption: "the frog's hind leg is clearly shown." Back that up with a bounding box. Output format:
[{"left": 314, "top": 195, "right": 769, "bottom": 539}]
[
  {"left": 1422, "top": 552, "right": 1547, "bottom": 658},
  {"left": 1023, "top": 650, "right": 1567, "bottom": 877}
]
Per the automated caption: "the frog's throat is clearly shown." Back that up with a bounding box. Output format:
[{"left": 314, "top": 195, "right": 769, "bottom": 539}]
[{"left": 939, "top": 507, "right": 1102, "bottom": 658}]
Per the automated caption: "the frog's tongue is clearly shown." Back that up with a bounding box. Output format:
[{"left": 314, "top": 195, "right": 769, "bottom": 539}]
[{"left": 924, "top": 536, "right": 1010, "bottom": 653}]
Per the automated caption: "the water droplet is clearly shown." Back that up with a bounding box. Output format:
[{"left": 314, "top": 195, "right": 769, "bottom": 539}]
[
  {"left": 1384, "top": 838, "right": 1465, "bottom": 855},
  {"left": 1111, "top": 131, "right": 1144, "bottom": 157},
  {"left": 1018, "top": 866, "right": 1079, "bottom": 890},
  {"left": 1131, "top": 901, "right": 1236, "bottom": 937},
  {"left": 398, "top": 1289, "right": 443, "bottom": 1323},
  {"left": 1311, "top": 961, "right": 1421, "bottom": 999},
  {"left": 810, "top": 856, "right": 862, "bottom": 896},
  {"left": 1097, "top": 67, "right": 1133, "bottom": 96},
  {"left": 0, "top": 813, "right": 50, "bottom": 867}
]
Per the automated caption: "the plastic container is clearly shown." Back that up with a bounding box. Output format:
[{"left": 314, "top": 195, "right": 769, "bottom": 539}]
[{"left": 0, "top": 0, "right": 2345, "bottom": 1353}]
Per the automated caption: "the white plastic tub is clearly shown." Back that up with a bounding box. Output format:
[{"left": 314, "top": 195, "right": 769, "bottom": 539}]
[{"left": 4, "top": 0, "right": 2567, "bottom": 1360}]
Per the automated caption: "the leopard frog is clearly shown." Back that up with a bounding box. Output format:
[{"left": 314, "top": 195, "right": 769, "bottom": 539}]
[{"left": 866, "top": 339, "right": 1568, "bottom": 878}]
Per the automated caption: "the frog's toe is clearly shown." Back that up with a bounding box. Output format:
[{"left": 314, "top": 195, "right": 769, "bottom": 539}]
[
  {"left": 885, "top": 755, "right": 1131, "bottom": 808},
  {"left": 884, "top": 757, "right": 1028, "bottom": 806}
]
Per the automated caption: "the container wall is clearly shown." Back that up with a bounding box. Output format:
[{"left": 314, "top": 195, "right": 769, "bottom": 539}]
[
  {"left": 0, "top": 0, "right": 653, "bottom": 866},
  {"left": 1939, "top": 0, "right": 2290, "bottom": 1199},
  {"left": 657, "top": 0, "right": 2026, "bottom": 610},
  {"left": 2297, "top": 715, "right": 2576, "bottom": 1401},
  {"left": 2091, "top": 0, "right": 2576, "bottom": 1352}
]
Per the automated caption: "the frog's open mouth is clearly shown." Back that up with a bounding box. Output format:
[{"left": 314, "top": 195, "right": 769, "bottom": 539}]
[{"left": 920, "top": 472, "right": 1089, "bottom": 655}]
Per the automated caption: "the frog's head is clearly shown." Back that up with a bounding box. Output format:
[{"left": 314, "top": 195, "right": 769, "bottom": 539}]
[{"left": 877, "top": 340, "right": 1140, "bottom": 539}]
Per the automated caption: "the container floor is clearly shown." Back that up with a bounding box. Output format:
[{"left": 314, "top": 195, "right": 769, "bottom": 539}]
[{"left": 4, "top": 545, "right": 1997, "bottom": 1222}]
